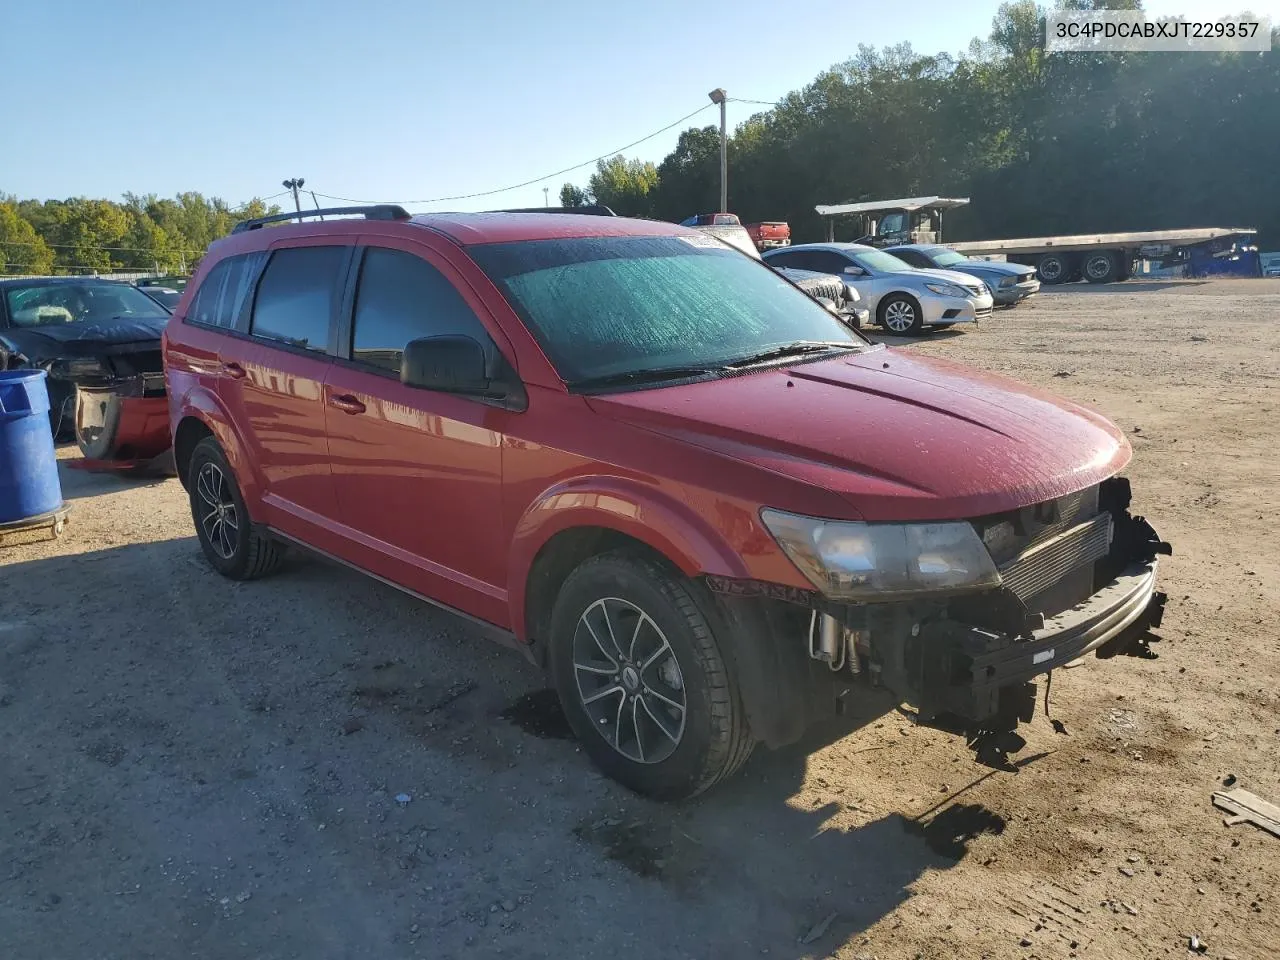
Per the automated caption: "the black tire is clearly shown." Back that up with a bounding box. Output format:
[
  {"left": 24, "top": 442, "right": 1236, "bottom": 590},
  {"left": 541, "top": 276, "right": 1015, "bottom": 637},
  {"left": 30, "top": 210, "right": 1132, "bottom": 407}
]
[
  {"left": 187, "top": 437, "right": 284, "bottom": 580},
  {"left": 548, "top": 550, "right": 753, "bottom": 800},
  {"left": 878, "top": 293, "right": 925, "bottom": 335},
  {"left": 1036, "top": 253, "right": 1073, "bottom": 285},
  {"left": 1083, "top": 250, "right": 1120, "bottom": 284}
]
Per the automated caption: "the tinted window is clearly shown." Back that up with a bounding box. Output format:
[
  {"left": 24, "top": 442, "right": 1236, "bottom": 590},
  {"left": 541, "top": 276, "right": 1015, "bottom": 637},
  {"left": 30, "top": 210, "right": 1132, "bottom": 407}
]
[
  {"left": 762, "top": 250, "right": 803, "bottom": 269},
  {"left": 249, "top": 246, "right": 345, "bottom": 352},
  {"left": 891, "top": 249, "right": 930, "bottom": 268},
  {"left": 351, "top": 247, "right": 491, "bottom": 374},
  {"left": 805, "top": 251, "right": 853, "bottom": 274},
  {"left": 220, "top": 253, "right": 264, "bottom": 329},
  {"left": 188, "top": 261, "right": 230, "bottom": 326}
]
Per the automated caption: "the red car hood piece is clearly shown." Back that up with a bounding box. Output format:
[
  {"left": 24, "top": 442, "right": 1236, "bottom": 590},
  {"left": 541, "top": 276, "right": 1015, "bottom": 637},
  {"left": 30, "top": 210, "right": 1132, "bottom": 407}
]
[{"left": 587, "top": 350, "right": 1130, "bottom": 522}]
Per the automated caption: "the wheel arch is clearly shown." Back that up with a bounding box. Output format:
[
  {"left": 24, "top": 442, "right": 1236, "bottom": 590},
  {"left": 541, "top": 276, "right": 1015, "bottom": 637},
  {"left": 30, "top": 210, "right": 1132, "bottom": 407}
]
[
  {"left": 508, "top": 479, "right": 752, "bottom": 649},
  {"left": 170, "top": 388, "right": 259, "bottom": 505}
]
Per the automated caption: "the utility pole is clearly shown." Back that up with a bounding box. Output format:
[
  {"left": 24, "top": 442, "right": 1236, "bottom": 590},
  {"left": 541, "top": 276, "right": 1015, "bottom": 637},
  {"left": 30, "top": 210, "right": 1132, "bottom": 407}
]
[
  {"left": 708, "top": 88, "right": 727, "bottom": 213},
  {"left": 282, "top": 178, "right": 305, "bottom": 214},
  {"left": 543, "top": 186, "right": 550, "bottom": 207}
]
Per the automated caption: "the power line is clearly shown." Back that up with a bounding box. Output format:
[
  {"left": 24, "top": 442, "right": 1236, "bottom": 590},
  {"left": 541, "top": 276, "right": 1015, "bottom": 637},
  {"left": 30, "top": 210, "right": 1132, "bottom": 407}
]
[
  {"left": 729, "top": 97, "right": 780, "bottom": 107},
  {"left": 313, "top": 102, "right": 716, "bottom": 206}
]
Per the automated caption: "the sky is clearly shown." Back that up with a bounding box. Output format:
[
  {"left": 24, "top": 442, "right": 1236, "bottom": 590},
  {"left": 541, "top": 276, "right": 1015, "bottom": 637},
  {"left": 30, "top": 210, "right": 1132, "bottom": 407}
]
[{"left": 2, "top": 0, "right": 1275, "bottom": 213}]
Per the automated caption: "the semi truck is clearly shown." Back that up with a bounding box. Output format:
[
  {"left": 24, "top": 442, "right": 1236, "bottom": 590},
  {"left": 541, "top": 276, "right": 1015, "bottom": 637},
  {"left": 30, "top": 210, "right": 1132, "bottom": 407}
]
[{"left": 814, "top": 196, "right": 1262, "bottom": 284}]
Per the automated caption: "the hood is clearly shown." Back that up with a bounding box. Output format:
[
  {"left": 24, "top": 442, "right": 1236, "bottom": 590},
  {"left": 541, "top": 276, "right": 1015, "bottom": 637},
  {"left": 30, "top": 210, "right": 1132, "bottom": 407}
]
[
  {"left": 948, "top": 260, "right": 1032, "bottom": 278},
  {"left": 6, "top": 316, "right": 168, "bottom": 349},
  {"left": 912, "top": 267, "right": 989, "bottom": 289},
  {"left": 585, "top": 349, "right": 1129, "bottom": 522}
]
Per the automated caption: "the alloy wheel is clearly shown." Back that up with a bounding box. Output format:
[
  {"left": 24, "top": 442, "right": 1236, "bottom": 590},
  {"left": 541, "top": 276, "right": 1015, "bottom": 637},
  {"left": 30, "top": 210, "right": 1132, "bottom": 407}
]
[
  {"left": 884, "top": 300, "right": 915, "bottom": 332},
  {"left": 572, "top": 597, "right": 687, "bottom": 764},
  {"left": 195, "top": 461, "right": 238, "bottom": 560}
]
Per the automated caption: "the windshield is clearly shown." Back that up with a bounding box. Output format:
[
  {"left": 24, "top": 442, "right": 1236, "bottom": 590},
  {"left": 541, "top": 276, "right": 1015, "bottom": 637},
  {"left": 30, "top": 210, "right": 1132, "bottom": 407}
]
[
  {"left": 472, "top": 236, "right": 867, "bottom": 387},
  {"left": 924, "top": 247, "right": 968, "bottom": 267},
  {"left": 851, "top": 249, "right": 915, "bottom": 273},
  {"left": 5, "top": 281, "right": 170, "bottom": 328}
]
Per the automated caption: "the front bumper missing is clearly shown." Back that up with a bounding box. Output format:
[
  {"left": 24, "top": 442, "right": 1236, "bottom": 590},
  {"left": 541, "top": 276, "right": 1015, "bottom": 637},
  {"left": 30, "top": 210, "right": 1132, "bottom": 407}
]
[{"left": 917, "top": 561, "right": 1165, "bottom": 724}]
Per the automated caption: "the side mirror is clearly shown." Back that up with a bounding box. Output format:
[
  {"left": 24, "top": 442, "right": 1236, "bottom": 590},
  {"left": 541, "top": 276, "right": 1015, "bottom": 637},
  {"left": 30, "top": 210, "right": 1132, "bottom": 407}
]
[
  {"left": 843, "top": 265, "right": 865, "bottom": 277},
  {"left": 401, "top": 335, "right": 490, "bottom": 394}
]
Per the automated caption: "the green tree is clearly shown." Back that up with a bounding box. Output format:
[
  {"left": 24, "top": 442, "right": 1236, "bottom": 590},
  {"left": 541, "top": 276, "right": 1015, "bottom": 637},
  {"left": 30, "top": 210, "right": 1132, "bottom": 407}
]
[
  {"left": 587, "top": 156, "right": 659, "bottom": 217},
  {"left": 559, "top": 183, "right": 591, "bottom": 207},
  {"left": 0, "top": 203, "right": 55, "bottom": 275}
]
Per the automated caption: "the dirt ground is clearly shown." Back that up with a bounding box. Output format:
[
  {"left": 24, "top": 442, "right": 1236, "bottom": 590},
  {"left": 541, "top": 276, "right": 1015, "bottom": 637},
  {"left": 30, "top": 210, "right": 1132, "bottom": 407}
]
[{"left": 2, "top": 278, "right": 1277, "bottom": 960}]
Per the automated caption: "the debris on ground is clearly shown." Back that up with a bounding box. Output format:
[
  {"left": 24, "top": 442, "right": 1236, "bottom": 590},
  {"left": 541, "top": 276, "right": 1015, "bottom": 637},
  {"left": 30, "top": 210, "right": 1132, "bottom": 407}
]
[
  {"left": 799, "top": 911, "right": 838, "bottom": 945},
  {"left": 395, "top": 793, "right": 412, "bottom": 806},
  {"left": 1212, "top": 787, "right": 1280, "bottom": 838},
  {"left": 1189, "top": 933, "right": 1208, "bottom": 953}
]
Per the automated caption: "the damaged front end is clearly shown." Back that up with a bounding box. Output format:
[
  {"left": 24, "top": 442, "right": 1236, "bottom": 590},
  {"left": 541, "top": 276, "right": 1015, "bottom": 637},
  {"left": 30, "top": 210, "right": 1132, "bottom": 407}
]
[
  {"left": 48, "top": 342, "right": 171, "bottom": 466},
  {"left": 706, "top": 476, "right": 1171, "bottom": 757}
]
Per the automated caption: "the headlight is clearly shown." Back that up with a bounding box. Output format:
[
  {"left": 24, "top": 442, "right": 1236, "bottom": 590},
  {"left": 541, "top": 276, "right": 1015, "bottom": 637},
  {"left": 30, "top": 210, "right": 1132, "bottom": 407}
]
[
  {"left": 998, "top": 276, "right": 1017, "bottom": 288},
  {"left": 924, "top": 281, "right": 969, "bottom": 298},
  {"left": 760, "top": 508, "right": 1001, "bottom": 600}
]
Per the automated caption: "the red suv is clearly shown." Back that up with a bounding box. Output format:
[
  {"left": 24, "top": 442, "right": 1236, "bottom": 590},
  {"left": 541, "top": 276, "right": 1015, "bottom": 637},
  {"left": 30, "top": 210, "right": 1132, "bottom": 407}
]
[{"left": 163, "top": 205, "right": 1171, "bottom": 799}]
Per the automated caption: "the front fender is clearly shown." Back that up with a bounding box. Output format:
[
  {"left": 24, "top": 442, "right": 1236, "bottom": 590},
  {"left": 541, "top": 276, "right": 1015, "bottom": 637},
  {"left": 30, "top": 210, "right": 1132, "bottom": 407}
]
[
  {"left": 507, "top": 476, "right": 752, "bottom": 639},
  {"left": 171, "top": 384, "right": 262, "bottom": 511}
]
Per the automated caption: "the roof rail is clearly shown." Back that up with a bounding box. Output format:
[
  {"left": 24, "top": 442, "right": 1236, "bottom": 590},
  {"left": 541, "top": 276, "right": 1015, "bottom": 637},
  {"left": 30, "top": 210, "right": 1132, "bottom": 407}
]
[
  {"left": 231, "top": 204, "right": 412, "bottom": 234},
  {"left": 487, "top": 205, "right": 618, "bottom": 217}
]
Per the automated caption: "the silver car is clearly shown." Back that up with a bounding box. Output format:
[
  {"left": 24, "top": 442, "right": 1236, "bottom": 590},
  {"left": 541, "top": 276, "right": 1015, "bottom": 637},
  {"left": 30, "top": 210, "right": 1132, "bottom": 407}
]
[
  {"left": 885, "top": 244, "right": 1040, "bottom": 306},
  {"left": 763, "top": 243, "right": 994, "bottom": 335}
]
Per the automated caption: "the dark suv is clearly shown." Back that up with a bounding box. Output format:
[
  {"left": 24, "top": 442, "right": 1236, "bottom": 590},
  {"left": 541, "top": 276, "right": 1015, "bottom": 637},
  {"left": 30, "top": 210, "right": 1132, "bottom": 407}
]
[{"left": 163, "top": 206, "right": 1171, "bottom": 799}]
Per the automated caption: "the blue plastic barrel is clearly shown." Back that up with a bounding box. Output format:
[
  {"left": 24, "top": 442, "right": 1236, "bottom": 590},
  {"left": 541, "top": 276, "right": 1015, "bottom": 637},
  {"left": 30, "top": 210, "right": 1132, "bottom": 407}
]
[{"left": 0, "top": 370, "right": 64, "bottom": 524}]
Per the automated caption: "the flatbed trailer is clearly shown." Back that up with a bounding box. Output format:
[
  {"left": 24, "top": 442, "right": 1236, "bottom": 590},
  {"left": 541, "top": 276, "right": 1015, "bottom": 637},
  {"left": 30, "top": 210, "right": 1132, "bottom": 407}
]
[{"left": 815, "top": 197, "right": 1262, "bottom": 284}]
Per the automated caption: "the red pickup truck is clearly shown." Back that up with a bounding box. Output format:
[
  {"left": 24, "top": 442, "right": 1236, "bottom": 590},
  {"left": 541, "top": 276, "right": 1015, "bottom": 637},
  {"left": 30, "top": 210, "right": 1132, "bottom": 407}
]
[{"left": 745, "top": 221, "right": 791, "bottom": 251}]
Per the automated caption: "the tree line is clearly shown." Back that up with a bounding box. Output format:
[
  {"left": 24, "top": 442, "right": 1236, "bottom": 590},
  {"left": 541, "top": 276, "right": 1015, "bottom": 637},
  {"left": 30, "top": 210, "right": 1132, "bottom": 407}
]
[
  {"left": 0, "top": 194, "right": 281, "bottom": 277},
  {"left": 561, "top": 0, "right": 1280, "bottom": 247}
]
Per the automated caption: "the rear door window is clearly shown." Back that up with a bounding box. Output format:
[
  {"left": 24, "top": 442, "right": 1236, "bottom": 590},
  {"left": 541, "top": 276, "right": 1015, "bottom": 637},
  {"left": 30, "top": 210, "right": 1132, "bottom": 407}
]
[
  {"left": 892, "top": 249, "right": 930, "bottom": 268},
  {"left": 249, "top": 246, "right": 345, "bottom": 353},
  {"left": 805, "top": 251, "right": 854, "bottom": 275},
  {"left": 187, "top": 252, "right": 265, "bottom": 329},
  {"left": 349, "top": 247, "right": 493, "bottom": 376}
]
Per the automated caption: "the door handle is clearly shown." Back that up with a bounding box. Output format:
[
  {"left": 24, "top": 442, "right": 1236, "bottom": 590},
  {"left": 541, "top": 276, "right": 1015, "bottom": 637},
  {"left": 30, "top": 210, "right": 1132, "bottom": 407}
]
[
  {"left": 222, "top": 361, "right": 247, "bottom": 380},
  {"left": 328, "top": 394, "right": 366, "bottom": 415}
]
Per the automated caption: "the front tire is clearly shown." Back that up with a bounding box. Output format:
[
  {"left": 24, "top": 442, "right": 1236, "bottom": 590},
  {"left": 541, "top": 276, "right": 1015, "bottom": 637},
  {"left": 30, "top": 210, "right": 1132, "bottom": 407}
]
[
  {"left": 1037, "top": 253, "right": 1073, "bottom": 285},
  {"left": 878, "top": 294, "right": 924, "bottom": 335},
  {"left": 548, "top": 551, "right": 753, "bottom": 800},
  {"left": 188, "top": 437, "right": 284, "bottom": 580}
]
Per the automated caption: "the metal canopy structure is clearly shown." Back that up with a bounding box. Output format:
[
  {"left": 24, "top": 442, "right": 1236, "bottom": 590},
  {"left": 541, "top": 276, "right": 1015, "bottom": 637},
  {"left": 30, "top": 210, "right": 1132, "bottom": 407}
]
[{"left": 814, "top": 196, "right": 970, "bottom": 218}]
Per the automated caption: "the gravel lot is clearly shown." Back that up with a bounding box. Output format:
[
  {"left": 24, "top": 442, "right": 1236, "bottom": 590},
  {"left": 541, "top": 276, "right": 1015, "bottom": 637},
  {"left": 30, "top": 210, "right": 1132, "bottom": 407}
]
[{"left": 2, "top": 279, "right": 1278, "bottom": 960}]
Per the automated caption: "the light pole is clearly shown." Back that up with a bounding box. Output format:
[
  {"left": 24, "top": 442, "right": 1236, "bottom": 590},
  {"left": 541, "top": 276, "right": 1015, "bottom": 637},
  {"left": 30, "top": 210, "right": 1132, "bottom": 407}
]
[
  {"left": 282, "top": 178, "right": 305, "bottom": 214},
  {"left": 543, "top": 186, "right": 550, "bottom": 207},
  {"left": 708, "top": 88, "right": 727, "bottom": 213}
]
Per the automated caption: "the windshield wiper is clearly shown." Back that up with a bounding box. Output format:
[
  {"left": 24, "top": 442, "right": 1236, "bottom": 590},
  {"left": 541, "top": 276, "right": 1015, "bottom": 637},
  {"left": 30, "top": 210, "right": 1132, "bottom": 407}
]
[
  {"left": 723, "top": 340, "right": 861, "bottom": 369},
  {"left": 568, "top": 365, "right": 719, "bottom": 390}
]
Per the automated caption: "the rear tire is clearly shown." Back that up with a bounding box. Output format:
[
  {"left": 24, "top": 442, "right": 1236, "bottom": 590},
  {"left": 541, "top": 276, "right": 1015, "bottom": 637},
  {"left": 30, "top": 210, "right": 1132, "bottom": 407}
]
[
  {"left": 1083, "top": 251, "right": 1120, "bottom": 284},
  {"left": 188, "top": 437, "right": 284, "bottom": 580},
  {"left": 878, "top": 294, "right": 925, "bottom": 335},
  {"left": 548, "top": 550, "right": 753, "bottom": 800}
]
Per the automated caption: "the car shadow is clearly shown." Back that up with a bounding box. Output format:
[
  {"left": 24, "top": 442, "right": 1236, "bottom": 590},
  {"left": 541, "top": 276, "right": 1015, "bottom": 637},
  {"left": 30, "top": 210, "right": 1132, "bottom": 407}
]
[
  {"left": 869, "top": 326, "right": 969, "bottom": 348},
  {"left": 54, "top": 454, "right": 176, "bottom": 502},
  {"left": 0, "top": 537, "right": 1008, "bottom": 959}
]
